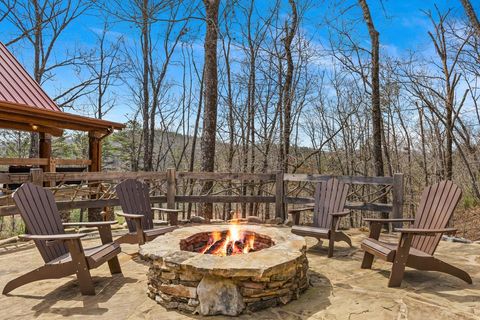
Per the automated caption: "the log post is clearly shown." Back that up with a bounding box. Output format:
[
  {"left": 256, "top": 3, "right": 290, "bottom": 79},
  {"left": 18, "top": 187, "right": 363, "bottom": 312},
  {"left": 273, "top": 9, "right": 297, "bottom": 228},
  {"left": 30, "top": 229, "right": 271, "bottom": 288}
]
[
  {"left": 39, "top": 133, "right": 55, "bottom": 187},
  {"left": 275, "top": 170, "right": 285, "bottom": 221},
  {"left": 88, "top": 131, "right": 102, "bottom": 173},
  {"left": 88, "top": 131, "right": 103, "bottom": 221},
  {"left": 391, "top": 173, "right": 404, "bottom": 228},
  {"left": 166, "top": 168, "right": 178, "bottom": 226},
  {"left": 30, "top": 168, "right": 43, "bottom": 186},
  {"left": 39, "top": 133, "right": 51, "bottom": 171}
]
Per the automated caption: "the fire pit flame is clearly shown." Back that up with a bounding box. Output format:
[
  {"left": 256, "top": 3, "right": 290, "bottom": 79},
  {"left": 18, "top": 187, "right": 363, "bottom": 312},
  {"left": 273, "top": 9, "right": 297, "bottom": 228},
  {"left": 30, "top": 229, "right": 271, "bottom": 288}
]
[{"left": 200, "top": 224, "right": 256, "bottom": 256}]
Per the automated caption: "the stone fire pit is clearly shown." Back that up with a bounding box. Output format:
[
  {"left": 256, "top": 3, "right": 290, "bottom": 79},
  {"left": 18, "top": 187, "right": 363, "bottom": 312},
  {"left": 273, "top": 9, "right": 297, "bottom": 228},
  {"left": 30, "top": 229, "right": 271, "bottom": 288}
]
[{"left": 139, "top": 225, "right": 309, "bottom": 316}]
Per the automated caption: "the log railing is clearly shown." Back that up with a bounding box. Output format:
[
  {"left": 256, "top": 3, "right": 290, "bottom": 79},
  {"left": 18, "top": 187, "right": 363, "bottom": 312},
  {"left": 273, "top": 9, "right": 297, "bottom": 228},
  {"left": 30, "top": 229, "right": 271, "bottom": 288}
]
[{"left": 0, "top": 168, "right": 404, "bottom": 222}]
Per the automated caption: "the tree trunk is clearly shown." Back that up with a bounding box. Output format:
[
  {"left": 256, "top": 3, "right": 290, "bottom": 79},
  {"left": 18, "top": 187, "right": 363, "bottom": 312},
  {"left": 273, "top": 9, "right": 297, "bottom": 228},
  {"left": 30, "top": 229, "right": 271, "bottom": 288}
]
[
  {"left": 200, "top": 0, "right": 220, "bottom": 220},
  {"left": 281, "top": 0, "right": 298, "bottom": 173},
  {"left": 460, "top": 0, "right": 480, "bottom": 36},
  {"left": 141, "top": 0, "right": 152, "bottom": 171},
  {"left": 358, "top": 0, "right": 384, "bottom": 178}
]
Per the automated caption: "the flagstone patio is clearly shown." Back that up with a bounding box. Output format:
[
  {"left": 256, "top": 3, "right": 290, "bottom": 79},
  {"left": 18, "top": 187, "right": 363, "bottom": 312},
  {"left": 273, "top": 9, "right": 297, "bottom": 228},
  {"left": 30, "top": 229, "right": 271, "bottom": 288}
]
[{"left": 0, "top": 228, "right": 479, "bottom": 320}]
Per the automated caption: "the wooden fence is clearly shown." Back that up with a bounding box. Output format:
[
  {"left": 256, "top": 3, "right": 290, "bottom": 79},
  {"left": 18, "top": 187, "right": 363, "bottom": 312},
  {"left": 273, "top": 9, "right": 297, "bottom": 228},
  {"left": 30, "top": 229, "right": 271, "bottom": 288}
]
[{"left": 0, "top": 168, "right": 404, "bottom": 222}]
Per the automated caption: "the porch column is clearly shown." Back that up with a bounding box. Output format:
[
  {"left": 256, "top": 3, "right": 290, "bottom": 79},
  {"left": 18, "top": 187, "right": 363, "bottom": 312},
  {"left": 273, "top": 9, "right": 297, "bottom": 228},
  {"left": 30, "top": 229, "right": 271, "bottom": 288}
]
[
  {"left": 88, "top": 131, "right": 103, "bottom": 221},
  {"left": 39, "top": 132, "right": 52, "bottom": 171},
  {"left": 88, "top": 131, "right": 102, "bottom": 172}
]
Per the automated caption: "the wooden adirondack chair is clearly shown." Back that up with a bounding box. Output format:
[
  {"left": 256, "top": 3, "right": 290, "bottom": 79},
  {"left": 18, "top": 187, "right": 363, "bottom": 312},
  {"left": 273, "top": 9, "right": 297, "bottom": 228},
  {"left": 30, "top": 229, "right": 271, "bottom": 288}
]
[
  {"left": 115, "top": 179, "right": 179, "bottom": 245},
  {"left": 3, "top": 183, "right": 122, "bottom": 296},
  {"left": 361, "top": 180, "right": 472, "bottom": 287},
  {"left": 291, "top": 178, "right": 352, "bottom": 257}
]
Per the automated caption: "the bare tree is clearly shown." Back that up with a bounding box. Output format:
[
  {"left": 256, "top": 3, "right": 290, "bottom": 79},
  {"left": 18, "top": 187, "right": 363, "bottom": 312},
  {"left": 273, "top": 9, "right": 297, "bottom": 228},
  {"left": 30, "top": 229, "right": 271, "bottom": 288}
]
[
  {"left": 358, "top": 0, "right": 384, "bottom": 178},
  {"left": 200, "top": 0, "right": 220, "bottom": 220},
  {"left": 3, "top": 0, "right": 94, "bottom": 157},
  {"left": 84, "top": 21, "right": 126, "bottom": 119},
  {"left": 460, "top": 0, "right": 480, "bottom": 36},
  {"left": 279, "top": 0, "right": 298, "bottom": 173},
  {"left": 0, "top": 0, "right": 15, "bottom": 22}
]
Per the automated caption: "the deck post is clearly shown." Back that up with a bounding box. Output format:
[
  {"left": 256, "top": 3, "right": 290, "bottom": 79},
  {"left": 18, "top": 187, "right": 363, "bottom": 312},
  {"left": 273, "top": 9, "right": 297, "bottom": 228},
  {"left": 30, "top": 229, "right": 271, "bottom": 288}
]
[
  {"left": 275, "top": 170, "right": 285, "bottom": 221},
  {"left": 39, "top": 132, "right": 51, "bottom": 171},
  {"left": 166, "top": 168, "right": 178, "bottom": 225},
  {"left": 391, "top": 173, "right": 404, "bottom": 228},
  {"left": 87, "top": 131, "right": 103, "bottom": 221},
  {"left": 30, "top": 168, "right": 43, "bottom": 186},
  {"left": 88, "top": 131, "right": 102, "bottom": 173},
  {"left": 39, "top": 133, "right": 56, "bottom": 187}
]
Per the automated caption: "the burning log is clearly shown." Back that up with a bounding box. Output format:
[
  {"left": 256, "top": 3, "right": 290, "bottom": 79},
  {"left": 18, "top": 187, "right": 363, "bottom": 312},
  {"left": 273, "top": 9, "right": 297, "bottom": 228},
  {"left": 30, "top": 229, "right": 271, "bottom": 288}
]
[{"left": 204, "top": 239, "right": 225, "bottom": 254}]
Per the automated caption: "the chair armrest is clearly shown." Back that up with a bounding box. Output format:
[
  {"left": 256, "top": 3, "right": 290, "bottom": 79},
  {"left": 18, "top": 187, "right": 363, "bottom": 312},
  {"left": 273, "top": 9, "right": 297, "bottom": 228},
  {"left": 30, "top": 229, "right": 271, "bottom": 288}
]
[
  {"left": 288, "top": 205, "right": 315, "bottom": 214},
  {"left": 117, "top": 212, "right": 144, "bottom": 219},
  {"left": 363, "top": 218, "right": 415, "bottom": 241},
  {"left": 64, "top": 221, "right": 118, "bottom": 245},
  {"left": 151, "top": 207, "right": 183, "bottom": 213},
  {"left": 19, "top": 233, "right": 87, "bottom": 241},
  {"left": 329, "top": 210, "right": 350, "bottom": 217},
  {"left": 364, "top": 218, "right": 415, "bottom": 223},
  {"left": 117, "top": 213, "right": 145, "bottom": 244},
  {"left": 395, "top": 227, "right": 457, "bottom": 236},
  {"left": 63, "top": 221, "right": 118, "bottom": 227}
]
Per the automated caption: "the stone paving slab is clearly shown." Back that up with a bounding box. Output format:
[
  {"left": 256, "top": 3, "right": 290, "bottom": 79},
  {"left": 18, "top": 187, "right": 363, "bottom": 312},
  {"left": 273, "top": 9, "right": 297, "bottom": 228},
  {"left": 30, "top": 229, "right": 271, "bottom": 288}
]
[{"left": 0, "top": 229, "right": 479, "bottom": 319}]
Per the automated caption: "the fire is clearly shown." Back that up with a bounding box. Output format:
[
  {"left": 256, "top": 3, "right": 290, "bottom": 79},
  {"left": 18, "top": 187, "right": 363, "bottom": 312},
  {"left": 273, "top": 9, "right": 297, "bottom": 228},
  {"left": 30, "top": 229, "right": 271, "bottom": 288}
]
[{"left": 200, "top": 223, "right": 256, "bottom": 256}]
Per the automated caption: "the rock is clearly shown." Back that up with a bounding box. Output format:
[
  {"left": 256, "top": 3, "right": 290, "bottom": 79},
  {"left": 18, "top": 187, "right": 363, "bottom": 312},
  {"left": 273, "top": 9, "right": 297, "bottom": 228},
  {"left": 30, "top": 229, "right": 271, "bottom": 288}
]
[
  {"left": 266, "top": 217, "right": 284, "bottom": 225},
  {"left": 178, "top": 302, "right": 197, "bottom": 313},
  {"left": 278, "top": 292, "right": 293, "bottom": 305},
  {"left": 179, "top": 272, "right": 203, "bottom": 282},
  {"left": 284, "top": 219, "right": 293, "bottom": 227},
  {"left": 197, "top": 275, "right": 245, "bottom": 316},
  {"left": 161, "top": 272, "right": 177, "bottom": 280},
  {"left": 190, "top": 216, "right": 206, "bottom": 223},
  {"left": 247, "top": 216, "right": 263, "bottom": 224},
  {"left": 155, "top": 295, "right": 178, "bottom": 309},
  {"left": 188, "top": 298, "right": 199, "bottom": 307},
  {"left": 159, "top": 284, "right": 197, "bottom": 299},
  {"left": 241, "top": 281, "right": 265, "bottom": 289},
  {"left": 246, "top": 297, "right": 277, "bottom": 312}
]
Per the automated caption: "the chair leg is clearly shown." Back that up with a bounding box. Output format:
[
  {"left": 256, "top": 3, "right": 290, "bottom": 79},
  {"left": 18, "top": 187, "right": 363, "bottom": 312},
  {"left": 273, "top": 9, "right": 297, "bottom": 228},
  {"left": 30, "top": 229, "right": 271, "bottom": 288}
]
[
  {"left": 388, "top": 257, "right": 407, "bottom": 287},
  {"left": 327, "top": 234, "right": 335, "bottom": 258},
  {"left": 65, "top": 239, "right": 96, "bottom": 295},
  {"left": 107, "top": 257, "right": 122, "bottom": 275},
  {"left": 388, "top": 233, "right": 412, "bottom": 287},
  {"left": 76, "top": 265, "right": 95, "bottom": 295},
  {"left": 409, "top": 257, "right": 472, "bottom": 284},
  {"left": 3, "top": 265, "right": 73, "bottom": 295},
  {"left": 361, "top": 252, "right": 375, "bottom": 269},
  {"left": 335, "top": 231, "right": 352, "bottom": 247}
]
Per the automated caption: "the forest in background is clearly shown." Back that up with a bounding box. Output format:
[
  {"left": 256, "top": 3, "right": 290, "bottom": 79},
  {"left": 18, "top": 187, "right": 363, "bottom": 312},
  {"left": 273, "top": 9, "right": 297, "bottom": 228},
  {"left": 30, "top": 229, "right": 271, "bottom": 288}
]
[{"left": 1, "top": 0, "right": 480, "bottom": 236}]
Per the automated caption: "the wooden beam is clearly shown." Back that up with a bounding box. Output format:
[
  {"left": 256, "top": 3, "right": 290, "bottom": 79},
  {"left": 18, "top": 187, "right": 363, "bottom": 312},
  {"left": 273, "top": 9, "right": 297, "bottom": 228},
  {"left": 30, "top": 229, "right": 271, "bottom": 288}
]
[
  {"left": 176, "top": 171, "right": 276, "bottom": 181},
  {"left": 0, "top": 119, "right": 63, "bottom": 136},
  {"left": 55, "top": 159, "right": 92, "bottom": 166},
  {"left": 0, "top": 112, "right": 108, "bottom": 133},
  {"left": 283, "top": 173, "right": 394, "bottom": 185},
  {"left": 0, "top": 158, "right": 48, "bottom": 166},
  {"left": 0, "top": 158, "right": 91, "bottom": 167},
  {"left": 0, "top": 101, "right": 125, "bottom": 131}
]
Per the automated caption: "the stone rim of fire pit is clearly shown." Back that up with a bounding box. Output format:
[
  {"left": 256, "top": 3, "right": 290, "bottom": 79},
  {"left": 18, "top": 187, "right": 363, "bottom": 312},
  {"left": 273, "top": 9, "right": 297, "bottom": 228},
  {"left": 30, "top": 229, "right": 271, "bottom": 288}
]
[{"left": 139, "top": 224, "right": 306, "bottom": 278}]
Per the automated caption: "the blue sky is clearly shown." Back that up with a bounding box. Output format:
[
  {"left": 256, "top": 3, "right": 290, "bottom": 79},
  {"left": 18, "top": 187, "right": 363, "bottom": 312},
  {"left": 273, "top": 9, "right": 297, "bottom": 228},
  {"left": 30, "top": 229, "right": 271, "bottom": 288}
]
[{"left": 0, "top": 0, "right": 478, "bottom": 124}]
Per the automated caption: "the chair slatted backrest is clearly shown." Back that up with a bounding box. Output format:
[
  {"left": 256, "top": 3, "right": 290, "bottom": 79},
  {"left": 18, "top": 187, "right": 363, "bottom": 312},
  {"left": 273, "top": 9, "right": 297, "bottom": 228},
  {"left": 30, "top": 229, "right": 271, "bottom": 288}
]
[
  {"left": 313, "top": 178, "right": 350, "bottom": 228},
  {"left": 411, "top": 180, "right": 462, "bottom": 255},
  {"left": 116, "top": 179, "right": 154, "bottom": 232},
  {"left": 12, "top": 183, "right": 68, "bottom": 263}
]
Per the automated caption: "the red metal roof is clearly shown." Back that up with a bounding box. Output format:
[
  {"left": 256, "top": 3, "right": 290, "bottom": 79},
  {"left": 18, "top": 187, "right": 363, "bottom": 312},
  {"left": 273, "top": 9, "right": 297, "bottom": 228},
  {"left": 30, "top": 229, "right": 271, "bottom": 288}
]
[{"left": 0, "top": 42, "right": 60, "bottom": 112}]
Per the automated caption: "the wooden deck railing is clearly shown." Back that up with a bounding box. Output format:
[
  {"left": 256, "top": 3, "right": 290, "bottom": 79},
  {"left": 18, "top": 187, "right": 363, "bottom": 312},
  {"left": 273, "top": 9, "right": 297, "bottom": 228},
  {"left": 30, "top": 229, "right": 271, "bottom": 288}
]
[{"left": 0, "top": 168, "right": 404, "bottom": 221}]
